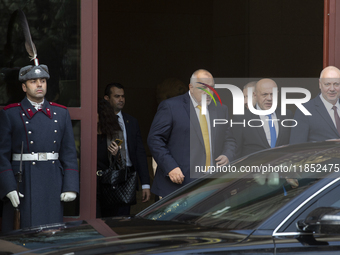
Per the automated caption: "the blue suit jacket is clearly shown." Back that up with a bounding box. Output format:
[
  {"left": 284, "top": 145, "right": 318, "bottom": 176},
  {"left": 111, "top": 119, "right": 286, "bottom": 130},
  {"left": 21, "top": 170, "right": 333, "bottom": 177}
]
[
  {"left": 290, "top": 95, "right": 340, "bottom": 144},
  {"left": 121, "top": 112, "right": 150, "bottom": 185},
  {"left": 148, "top": 92, "right": 236, "bottom": 197}
]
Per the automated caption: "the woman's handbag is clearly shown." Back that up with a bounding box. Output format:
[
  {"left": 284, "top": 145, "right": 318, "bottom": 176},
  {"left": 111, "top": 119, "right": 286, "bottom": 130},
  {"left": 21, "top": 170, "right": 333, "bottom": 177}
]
[
  {"left": 99, "top": 150, "right": 126, "bottom": 187},
  {"left": 103, "top": 168, "right": 137, "bottom": 205},
  {"left": 98, "top": 150, "right": 137, "bottom": 206}
]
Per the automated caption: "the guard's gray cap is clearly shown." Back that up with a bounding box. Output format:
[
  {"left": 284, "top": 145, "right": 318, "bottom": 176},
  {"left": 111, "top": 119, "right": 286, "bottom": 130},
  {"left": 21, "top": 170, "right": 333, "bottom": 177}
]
[{"left": 18, "top": 65, "right": 50, "bottom": 82}]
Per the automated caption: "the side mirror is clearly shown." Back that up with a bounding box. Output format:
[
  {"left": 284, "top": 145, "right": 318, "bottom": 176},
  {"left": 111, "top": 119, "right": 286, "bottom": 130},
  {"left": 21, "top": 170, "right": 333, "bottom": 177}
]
[{"left": 297, "top": 207, "right": 340, "bottom": 234}]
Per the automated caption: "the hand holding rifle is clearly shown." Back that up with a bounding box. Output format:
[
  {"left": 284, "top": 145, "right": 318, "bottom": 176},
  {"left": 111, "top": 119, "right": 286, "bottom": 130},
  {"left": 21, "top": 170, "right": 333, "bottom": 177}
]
[
  {"left": 6, "top": 191, "right": 24, "bottom": 208},
  {"left": 7, "top": 141, "right": 24, "bottom": 229}
]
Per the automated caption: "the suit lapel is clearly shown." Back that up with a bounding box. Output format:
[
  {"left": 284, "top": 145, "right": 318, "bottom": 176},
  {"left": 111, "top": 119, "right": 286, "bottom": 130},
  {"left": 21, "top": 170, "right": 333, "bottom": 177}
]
[
  {"left": 183, "top": 93, "right": 190, "bottom": 119},
  {"left": 249, "top": 111, "right": 271, "bottom": 148},
  {"left": 314, "top": 96, "right": 339, "bottom": 135}
]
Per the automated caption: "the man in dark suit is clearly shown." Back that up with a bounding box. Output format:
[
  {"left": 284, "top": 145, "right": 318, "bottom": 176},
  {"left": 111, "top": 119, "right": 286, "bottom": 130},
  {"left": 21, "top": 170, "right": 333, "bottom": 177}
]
[
  {"left": 233, "top": 79, "right": 292, "bottom": 159},
  {"left": 104, "top": 83, "right": 151, "bottom": 215},
  {"left": 290, "top": 66, "right": 340, "bottom": 144},
  {"left": 148, "top": 69, "right": 236, "bottom": 198}
]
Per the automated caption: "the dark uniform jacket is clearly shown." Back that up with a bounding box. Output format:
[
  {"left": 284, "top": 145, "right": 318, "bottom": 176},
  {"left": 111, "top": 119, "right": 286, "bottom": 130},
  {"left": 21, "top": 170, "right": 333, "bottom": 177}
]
[{"left": 0, "top": 97, "right": 79, "bottom": 233}]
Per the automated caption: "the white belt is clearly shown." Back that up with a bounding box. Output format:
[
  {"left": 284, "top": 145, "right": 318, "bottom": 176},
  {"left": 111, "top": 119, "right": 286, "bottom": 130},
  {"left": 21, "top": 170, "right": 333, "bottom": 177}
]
[{"left": 12, "top": 152, "right": 59, "bottom": 161}]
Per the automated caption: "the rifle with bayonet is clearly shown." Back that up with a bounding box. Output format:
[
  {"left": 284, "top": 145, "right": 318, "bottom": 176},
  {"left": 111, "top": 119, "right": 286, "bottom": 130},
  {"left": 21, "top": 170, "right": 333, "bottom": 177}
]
[{"left": 13, "top": 141, "right": 23, "bottom": 230}]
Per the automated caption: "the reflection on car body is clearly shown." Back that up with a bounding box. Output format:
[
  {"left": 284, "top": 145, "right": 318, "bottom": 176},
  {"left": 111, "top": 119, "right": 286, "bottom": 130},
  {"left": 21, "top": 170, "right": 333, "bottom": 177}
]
[{"left": 2, "top": 141, "right": 340, "bottom": 254}]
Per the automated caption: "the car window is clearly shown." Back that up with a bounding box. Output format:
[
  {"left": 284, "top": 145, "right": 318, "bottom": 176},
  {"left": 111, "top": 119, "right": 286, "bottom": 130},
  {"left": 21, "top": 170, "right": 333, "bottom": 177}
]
[
  {"left": 278, "top": 183, "right": 340, "bottom": 233},
  {"left": 140, "top": 142, "right": 340, "bottom": 231},
  {"left": 141, "top": 173, "right": 322, "bottom": 230}
]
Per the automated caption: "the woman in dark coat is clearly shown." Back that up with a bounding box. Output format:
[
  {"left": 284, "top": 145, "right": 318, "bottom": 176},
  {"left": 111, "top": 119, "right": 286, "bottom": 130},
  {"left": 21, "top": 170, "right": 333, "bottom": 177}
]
[{"left": 97, "top": 99, "right": 125, "bottom": 217}]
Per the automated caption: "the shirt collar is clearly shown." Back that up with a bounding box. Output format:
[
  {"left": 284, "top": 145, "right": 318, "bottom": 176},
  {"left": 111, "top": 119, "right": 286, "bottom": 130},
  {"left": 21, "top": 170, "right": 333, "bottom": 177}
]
[
  {"left": 319, "top": 94, "right": 340, "bottom": 110},
  {"left": 117, "top": 111, "right": 123, "bottom": 119},
  {"left": 256, "top": 104, "right": 277, "bottom": 117},
  {"left": 189, "top": 91, "right": 199, "bottom": 108},
  {"left": 27, "top": 98, "right": 44, "bottom": 109}
]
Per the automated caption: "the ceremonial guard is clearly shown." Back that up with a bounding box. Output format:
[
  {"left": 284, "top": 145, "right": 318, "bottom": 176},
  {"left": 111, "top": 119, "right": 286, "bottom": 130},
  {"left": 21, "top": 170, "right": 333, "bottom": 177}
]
[{"left": 0, "top": 10, "right": 79, "bottom": 233}]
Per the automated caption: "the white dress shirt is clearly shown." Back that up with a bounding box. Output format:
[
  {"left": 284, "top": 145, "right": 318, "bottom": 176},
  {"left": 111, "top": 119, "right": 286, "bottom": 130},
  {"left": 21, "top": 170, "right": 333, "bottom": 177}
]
[{"left": 319, "top": 94, "right": 340, "bottom": 128}]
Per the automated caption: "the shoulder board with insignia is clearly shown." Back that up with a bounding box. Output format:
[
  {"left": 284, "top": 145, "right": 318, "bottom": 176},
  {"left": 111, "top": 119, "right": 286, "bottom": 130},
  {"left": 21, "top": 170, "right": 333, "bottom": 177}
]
[
  {"left": 3, "top": 103, "right": 21, "bottom": 110},
  {"left": 49, "top": 102, "right": 67, "bottom": 109}
]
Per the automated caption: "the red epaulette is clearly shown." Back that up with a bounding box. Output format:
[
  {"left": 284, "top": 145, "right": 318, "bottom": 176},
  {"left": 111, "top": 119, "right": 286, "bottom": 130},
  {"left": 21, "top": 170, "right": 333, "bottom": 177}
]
[
  {"left": 49, "top": 102, "right": 67, "bottom": 109},
  {"left": 3, "top": 103, "right": 21, "bottom": 111}
]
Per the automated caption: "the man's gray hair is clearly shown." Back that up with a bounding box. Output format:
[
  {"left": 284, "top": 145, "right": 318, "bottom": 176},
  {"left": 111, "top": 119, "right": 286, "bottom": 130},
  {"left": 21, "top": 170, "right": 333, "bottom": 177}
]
[{"left": 243, "top": 81, "right": 257, "bottom": 90}]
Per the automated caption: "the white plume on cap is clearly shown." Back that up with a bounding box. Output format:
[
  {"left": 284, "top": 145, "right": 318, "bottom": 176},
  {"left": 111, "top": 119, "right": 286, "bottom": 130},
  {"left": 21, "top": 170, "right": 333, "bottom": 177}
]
[{"left": 17, "top": 9, "right": 38, "bottom": 66}]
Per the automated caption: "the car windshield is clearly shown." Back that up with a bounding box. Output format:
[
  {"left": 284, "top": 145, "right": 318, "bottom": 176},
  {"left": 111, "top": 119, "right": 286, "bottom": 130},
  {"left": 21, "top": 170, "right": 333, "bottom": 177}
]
[{"left": 139, "top": 142, "right": 340, "bottom": 230}]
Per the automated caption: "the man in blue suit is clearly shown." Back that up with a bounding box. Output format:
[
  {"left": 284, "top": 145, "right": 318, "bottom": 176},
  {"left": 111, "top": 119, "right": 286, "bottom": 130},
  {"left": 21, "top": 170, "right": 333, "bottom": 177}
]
[
  {"left": 290, "top": 66, "right": 340, "bottom": 144},
  {"left": 104, "top": 83, "right": 151, "bottom": 215},
  {"left": 148, "top": 69, "right": 236, "bottom": 198}
]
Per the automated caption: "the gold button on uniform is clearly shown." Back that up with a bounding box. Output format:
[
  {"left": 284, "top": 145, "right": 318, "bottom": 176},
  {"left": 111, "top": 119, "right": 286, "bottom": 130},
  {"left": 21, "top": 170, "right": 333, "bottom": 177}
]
[{"left": 32, "top": 162, "right": 36, "bottom": 165}]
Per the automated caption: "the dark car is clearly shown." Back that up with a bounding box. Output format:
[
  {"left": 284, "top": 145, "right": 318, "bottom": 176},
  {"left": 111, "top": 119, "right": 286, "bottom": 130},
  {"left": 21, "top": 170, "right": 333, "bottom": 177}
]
[{"left": 2, "top": 141, "right": 340, "bottom": 254}]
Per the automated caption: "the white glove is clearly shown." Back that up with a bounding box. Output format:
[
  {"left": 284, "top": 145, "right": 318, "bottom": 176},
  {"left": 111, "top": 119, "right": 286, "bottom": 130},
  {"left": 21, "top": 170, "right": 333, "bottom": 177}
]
[
  {"left": 6, "top": 191, "right": 24, "bottom": 208},
  {"left": 60, "top": 192, "right": 77, "bottom": 202}
]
